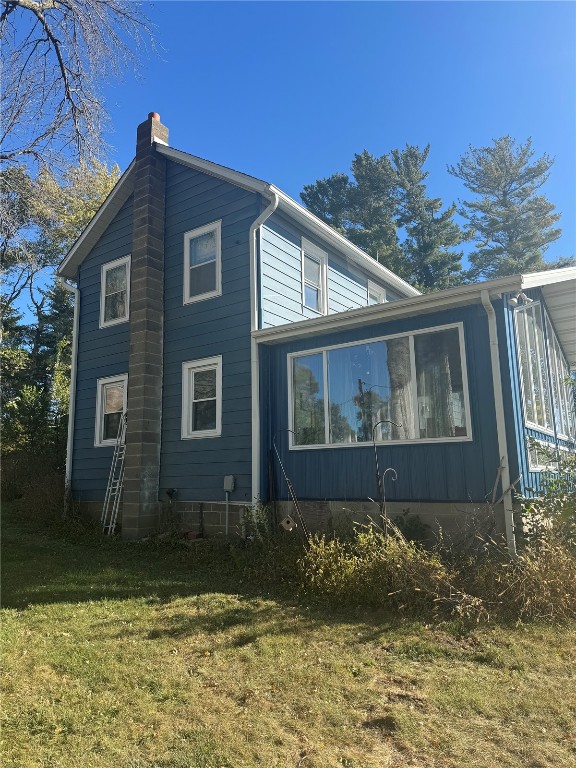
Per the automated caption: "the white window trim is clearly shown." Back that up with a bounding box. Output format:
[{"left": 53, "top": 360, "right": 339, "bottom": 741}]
[
  {"left": 367, "top": 280, "right": 387, "bottom": 305},
  {"left": 181, "top": 355, "right": 222, "bottom": 439},
  {"left": 99, "top": 255, "right": 131, "bottom": 328},
  {"left": 301, "top": 238, "right": 328, "bottom": 315},
  {"left": 94, "top": 374, "right": 128, "bottom": 447},
  {"left": 287, "top": 321, "right": 473, "bottom": 450},
  {"left": 514, "top": 302, "right": 558, "bottom": 438},
  {"left": 183, "top": 220, "right": 222, "bottom": 305}
]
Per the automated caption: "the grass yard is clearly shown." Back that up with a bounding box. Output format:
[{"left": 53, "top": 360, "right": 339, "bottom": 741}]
[{"left": 2, "top": 508, "right": 576, "bottom": 768}]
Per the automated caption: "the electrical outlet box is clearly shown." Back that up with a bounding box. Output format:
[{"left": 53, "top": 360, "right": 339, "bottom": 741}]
[{"left": 223, "top": 475, "right": 235, "bottom": 492}]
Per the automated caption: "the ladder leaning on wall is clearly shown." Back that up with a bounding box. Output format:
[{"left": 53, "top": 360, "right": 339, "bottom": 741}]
[{"left": 101, "top": 412, "right": 127, "bottom": 535}]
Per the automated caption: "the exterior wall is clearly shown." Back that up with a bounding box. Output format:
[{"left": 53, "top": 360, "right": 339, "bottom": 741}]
[
  {"left": 259, "top": 304, "right": 500, "bottom": 506},
  {"left": 501, "top": 289, "right": 576, "bottom": 498},
  {"left": 158, "top": 160, "right": 261, "bottom": 504},
  {"left": 259, "top": 212, "right": 400, "bottom": 329},
  {"left": 71, "top": 197, "right": 133, "bottom": 500}
]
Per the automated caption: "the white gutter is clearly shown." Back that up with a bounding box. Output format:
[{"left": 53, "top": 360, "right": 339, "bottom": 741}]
[
  {"left": 481, "top": 290, "right": 517, "bottom": 556},
  {"left": 249, "top": 192, "right": 279, "bottom": 503},
  {"left": 59, "top": 278, "right": 80, "bottom": 492}
]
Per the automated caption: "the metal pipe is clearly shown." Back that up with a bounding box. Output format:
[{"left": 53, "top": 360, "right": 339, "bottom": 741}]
[
  {"left": 481, "top": 290, "right": 517, "bottom": 556},
  {"left": 250, "top": 191, "right": 279, "bottom": 504},
  {"left": 58, "top": 277, "right": 80, "bottom": 493}
]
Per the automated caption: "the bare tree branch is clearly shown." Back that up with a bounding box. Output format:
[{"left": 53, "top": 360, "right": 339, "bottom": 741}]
[{"left": 0, "top": 0, "right": 154, "bottom": 169}]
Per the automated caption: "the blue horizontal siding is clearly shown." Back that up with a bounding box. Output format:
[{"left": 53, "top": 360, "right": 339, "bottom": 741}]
[
  {"left": 71, "top": 196, "right": 133, "bottom": 501},
  {"left": 260, "top": 304, "right": 499, "bottom": 505},
  {"left": 259, "top": 212, "right": 393, "bottom": 329},
  {"left": 159, "top": 160, "right": 261, "bottom": 504}
]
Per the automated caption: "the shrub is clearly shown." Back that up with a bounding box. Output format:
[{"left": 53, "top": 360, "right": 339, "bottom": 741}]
[{"left": 297, "top": 521, "right": 459, "bottom": 615}]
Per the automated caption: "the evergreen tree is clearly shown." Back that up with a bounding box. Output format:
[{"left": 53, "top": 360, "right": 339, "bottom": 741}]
[
  {"left": 301, "top": 145, "right": 463, "bottom": 290},
  {"left": 448, "top": 136, "right": 570, "bottom": 279},
  {"left": 392, "top": 145, "right": 463, "bottom": 291}
]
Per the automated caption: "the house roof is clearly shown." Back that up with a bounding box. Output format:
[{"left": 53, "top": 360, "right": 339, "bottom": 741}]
[
  {"left": 57, "top": 143, "right": 420, "bottom": 298},
  {"left": 254, "top": 267, "right": 576, "bottom": 369}
]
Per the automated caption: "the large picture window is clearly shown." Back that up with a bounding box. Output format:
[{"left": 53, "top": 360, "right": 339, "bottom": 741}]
[
  {"left": 95, "top": 374, "right": 127, "bottom": 446},
  {"left": 181, "top": 356, "right": 222, "bottom": 439},
  {"left": 290, "top": 324, "right": 471, "bottom": 448},
  {"left": 184, "top": 221, "right": 222, "bottom": 304},
  {"left": 100, "top": 256, "right": 130, "bottom": 327}
]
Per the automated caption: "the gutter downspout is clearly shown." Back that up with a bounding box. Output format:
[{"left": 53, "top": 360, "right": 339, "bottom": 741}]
[
  {"left": 481, "top": 290, "right": 517, "bottom": 556},
  {"left": 59, "top": 278, "right": 80, "bottom": 493},
  {"left": 250, "top": 190, "right": 279, "bottom": 503}
]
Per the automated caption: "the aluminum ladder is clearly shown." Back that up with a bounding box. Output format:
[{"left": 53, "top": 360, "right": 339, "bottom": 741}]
[{"left": 101, "top": 412, "right": 127, "bottom": 535}]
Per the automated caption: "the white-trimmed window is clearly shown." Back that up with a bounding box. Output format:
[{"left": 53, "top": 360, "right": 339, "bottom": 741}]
[
  {"left": 302, "top": 238, "right": 327, "bottom": 314},
  {"left": 100, "top": 255, "right": 130, "bottom": 327},
  {"left": 515, "top": 302, "right": 553, "bottom": 432},
  {"left": 95, "top": 374, "right": 127, "bottom": 446},
  {"left": 289, "top": 323, "right": 471, "bottom": 448},
  {"left": 182, "top": 356, "right": 222, "bottom": 439},
  {"left": 545, "top": 316, "right": 575, "bottom": 439},
  {"left": 184, "top": 220, "right": 222, "bottom": 304},
  {"left": 367, "top": 281, "right": 387, "bottom": 306}
]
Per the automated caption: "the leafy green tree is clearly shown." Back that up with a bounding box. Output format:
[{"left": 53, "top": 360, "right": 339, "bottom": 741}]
[
  {"left": 448, "top": 136, "right": 570, "bottom": 279},
  {"left": 302, "top": 146, "right": 463, "bottom": 290},
  {"left": 392, "top": 145, "right": 463, "bottom": 290}
]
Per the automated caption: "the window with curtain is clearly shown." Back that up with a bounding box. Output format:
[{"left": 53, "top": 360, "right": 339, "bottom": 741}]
[
  {"left": 290, "top": 324, "right": 470, "bottom": 447},
  {"left": 95, "top": 374, "right": 127, "bottom": 446}
]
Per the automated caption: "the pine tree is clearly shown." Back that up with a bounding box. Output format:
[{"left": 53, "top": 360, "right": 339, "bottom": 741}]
[
  {"left": 448, "top": 136, "right": 569, "bottom": 279},
  {"left": 392, "top": 145, "right": 463, "bottom": 291}
]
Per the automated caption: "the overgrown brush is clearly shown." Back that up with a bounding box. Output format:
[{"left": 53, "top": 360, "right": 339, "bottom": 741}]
[{"left": 297, "top": 520, "right": 460, "bottom": 615}]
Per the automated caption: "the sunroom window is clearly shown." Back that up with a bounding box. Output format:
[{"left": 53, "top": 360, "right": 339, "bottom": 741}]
[
  {"left": 515, "top": 303, "right": 553, "bottom": 432},
  {"left": 290, "top": 324, "right": 470, "bottom": 447}
]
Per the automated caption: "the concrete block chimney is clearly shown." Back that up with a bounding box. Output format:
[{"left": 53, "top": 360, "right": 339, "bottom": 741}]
[{"left": 122, "top": 113, "right": 168, "bottom": 539}]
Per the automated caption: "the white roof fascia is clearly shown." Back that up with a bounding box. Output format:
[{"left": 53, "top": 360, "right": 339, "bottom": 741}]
[
  {"left": 57, "top": 161, "right": 136, "bottom": 280},
  {"left": 521, "top": 266, "right": 576, "bottom": 290},
  {"left": 270, "top": 187, "right": 420, "bottom": 298},
  {"left": 156, "top": 145, "right": 271, "bottom": 195},
  {"left": 253, "top": 275, "right": 526, "bottom": 344}
]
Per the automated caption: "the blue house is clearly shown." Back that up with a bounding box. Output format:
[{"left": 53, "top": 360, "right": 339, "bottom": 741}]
[{"left": 58, "top": 114, "right": 576, "bottom": 553}]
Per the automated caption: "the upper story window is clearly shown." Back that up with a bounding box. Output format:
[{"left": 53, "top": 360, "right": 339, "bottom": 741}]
[
  {"left": 181, "top": 356, "right": 222, "bottom": 439},
  {"left": 100, "top": 255, "right": 130, "bottom": 328},
  {"left": 302, "top": 238, "right": 327, "bottom": 314},
  {"left": 367, "top": 281, "right": 387, "bottom": 306},
  {"left": 184, "top": 220, "right": 222, "bottom": 304},
  {"left": 95, "top": 374, "right": 127, "bottom": 446},
  {"left": 289, "top": 323, "right": 471, "bottom": 448}
]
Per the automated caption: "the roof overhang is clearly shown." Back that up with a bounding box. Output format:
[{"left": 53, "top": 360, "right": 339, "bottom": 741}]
[
  {"left": 254, "top": 268, "right": 576, "bottom": 369},
  {"left": 58, "top": 142, "right": 419, "bottom": 299}
]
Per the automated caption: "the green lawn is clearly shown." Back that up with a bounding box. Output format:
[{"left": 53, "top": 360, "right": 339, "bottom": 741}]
[{"left": 2, "top": 508, "right": 576, "bottom": 768}]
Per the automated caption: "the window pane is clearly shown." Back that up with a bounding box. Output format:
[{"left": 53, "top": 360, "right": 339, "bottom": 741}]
[
  {"left": 368, "top": 291, "right": 380, "bottom": 306},
  {"left": 105, "top": 264, "right": 127, "bottom": 294},
  {"left": 415, "top": 328, "right": 467, "bottom": 438},
  {"left": 192, "top": 400, "right": 216, "bottom": 431},
  {"left": 104, "top": 291, "right": 127, "bottom": 322},
  {"left": 104, "top": 384, "right": 124, "bottom": 414},
  {"left": 190, "top": 231, "right": 216, "bottom": 267},
  {"left": 103, "top": 411, "right": 122, "bottom": 442},
  {"left": 304, "top": 254, "right": 320, "bottom": 284},
  {"left": 304, "top": 284, "right": 320, "bottom": 311},
  {"left": 534, "top": 306, "right": 552, "bottom": 429},
  {"left": 327, "top": 338, "right": 412, "bottom": 443},
  {"left": 194, "top": 368, "right": 216, "bottom": 400},
  {"left": 190, "top": 262, "right": 216, "bottom": 296},
  {"left": 293, "top": 354, "right": 325, "bottom": 445},
  {"left": 516, "top": 310, "right": 535, "bottom": 424}
]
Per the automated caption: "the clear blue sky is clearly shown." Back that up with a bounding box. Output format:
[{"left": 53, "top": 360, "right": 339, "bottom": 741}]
[{"left": 102, "top": 1, "right": 576, "bottom": 264}]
